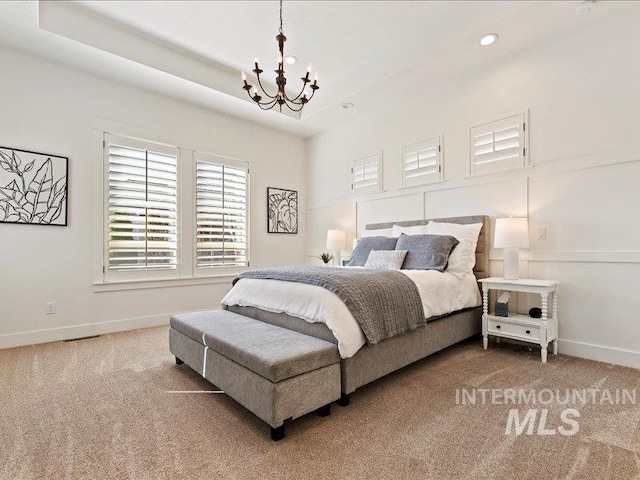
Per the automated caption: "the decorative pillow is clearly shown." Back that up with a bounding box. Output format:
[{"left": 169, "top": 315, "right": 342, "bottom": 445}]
[
  {"left": 364, "top": 250, "right": 408, "bottom": 270},
  {"left": 391, "top": 224, "right": 430, "bottom": 238},
  {"left": 395, "top": 234, "right": 459, "bottom": 271},
  {"left": 361, "top": 227, "right": 393, "bottom": 238},
  {"left": 428, "top": 222, "right": 483, "bottom": 278},
  {"left": 348, "top": 236, "right": 398, "bottom": 267}
]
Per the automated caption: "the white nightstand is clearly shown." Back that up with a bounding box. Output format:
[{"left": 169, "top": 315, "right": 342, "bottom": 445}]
[{"left": 479, "top": 277, "right": 560, "bottom": 363}]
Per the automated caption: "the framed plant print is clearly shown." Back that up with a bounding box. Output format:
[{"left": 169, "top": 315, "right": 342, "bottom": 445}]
[
  {"left": 0, "top": 146, "right": 68, "bottom": 226},
  {"left": 267, "top": 187, "right": 298, "bottom": 234}
]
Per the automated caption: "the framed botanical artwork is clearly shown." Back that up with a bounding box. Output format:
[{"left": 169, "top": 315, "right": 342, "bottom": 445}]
[
  {"left": 0, "top": 146, "right": 68, "bottom": 226},
  {"left": 267, "top": 187, "right": 298, "bottom": 234}
]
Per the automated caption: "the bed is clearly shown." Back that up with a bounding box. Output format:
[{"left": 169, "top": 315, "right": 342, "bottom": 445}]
[{"left": 223, "top": 215, "right": 489, "bottom": 398}]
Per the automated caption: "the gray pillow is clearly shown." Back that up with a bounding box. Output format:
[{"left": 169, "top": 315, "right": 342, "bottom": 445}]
[
  {"left": 364, "top": 250, "right": 408, "bottom": 270},
  {"left": 395, "top": 234, "right": 459, "bottom": 271},
  {"left": 348, "top": 236, "right": 398, "bottom": 267}
]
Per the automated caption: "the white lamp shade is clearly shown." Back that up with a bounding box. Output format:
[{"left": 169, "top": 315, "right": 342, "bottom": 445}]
[
  {"left": 326, "top": 229, "right": 346, "bottom": 250},
  {"left": 494, "top": 217, "right": 530, "bottom": 249}
]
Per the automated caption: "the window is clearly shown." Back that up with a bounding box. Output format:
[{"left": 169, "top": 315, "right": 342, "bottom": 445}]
[
  {"left": 195, "top": 153, "right": 248, "bottom": 268},
  {"left": 352, "top": 153, "right": 382, "bottom": 196},
  {"left": 402, "top": 136, "right": 443, "bottom": 188},
  {"left": 100, "top": 133, "right": 249, "bottom": 284},
  {"left": 105, "top": 134, "right": 178, "bottom": 277},
  {"left": 470, "top": 112, "right": 528, "bottom": 175}
]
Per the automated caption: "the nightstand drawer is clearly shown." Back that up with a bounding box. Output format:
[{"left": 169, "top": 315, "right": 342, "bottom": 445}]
[{"left": 488, "top": 319, "right": 540, "bottom": 341}]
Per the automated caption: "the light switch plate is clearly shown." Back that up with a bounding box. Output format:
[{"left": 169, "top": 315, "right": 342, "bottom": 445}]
[
  {"left": 45, "top": 302, "right": 56, "bottom": 315},
  {"left": 536, "top": 227, "right": 547, "bottom": 240}
]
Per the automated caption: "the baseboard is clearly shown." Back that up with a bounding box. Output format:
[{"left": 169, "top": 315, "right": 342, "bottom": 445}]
[
  {"left": 0, "top": 314, "right": 170, "bottom": 350},
  {"left": 559, "top": 339, "right": 640, "bottom": 370},
  {"left": 4, "top": 315, "right": 638, "bottom": 371}
]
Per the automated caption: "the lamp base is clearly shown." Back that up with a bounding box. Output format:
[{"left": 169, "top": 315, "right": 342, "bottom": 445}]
[{"left": 503, "top": 248, "right": 520, "bottom": 280}]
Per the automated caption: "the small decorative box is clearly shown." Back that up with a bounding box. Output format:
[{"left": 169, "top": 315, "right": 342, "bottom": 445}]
[{"left": 495, "top": 302, "right": 509, "bottom": 317}]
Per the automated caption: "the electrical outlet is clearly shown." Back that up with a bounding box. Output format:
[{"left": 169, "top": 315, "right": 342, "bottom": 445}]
[
  {"left": 45, "top": 302, "right": 56, "bottom": 315},
  {"left": 536, "top": 227, "right": 547, "bottom": 240}
]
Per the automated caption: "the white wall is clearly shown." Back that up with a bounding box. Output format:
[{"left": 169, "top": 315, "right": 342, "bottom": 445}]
[
  {"left": 0, "top": 46, "right": 306, "bottom": 348},
  {"left": 306, "top": 12, "right": 640, "bottom": 368}
]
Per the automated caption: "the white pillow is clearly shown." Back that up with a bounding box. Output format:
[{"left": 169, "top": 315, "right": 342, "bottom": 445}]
[
  {"left": 428, "top": 221, "right": 483, "bottom": 279},
  {"left": 360, "top": 227, "right": 393, "bottom": 238},
  {"left": 364, "top": 250, "right": 408, "bottom": 270},
  {"left": 391, "top": 224, "right": 430, "bottom": 237}
]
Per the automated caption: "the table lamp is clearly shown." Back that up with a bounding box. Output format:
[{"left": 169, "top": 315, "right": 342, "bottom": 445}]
[
  {"left": 494, "top": 217, "right": 529, "bottom": 280},
  {"left": 325, "top": 229, "right": 346, "bottom": 266}
]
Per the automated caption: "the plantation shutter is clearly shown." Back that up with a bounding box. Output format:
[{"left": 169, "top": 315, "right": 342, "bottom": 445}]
[
  {"left": 470, "top": 113, "right": 527, "bottom": 175},
  {"left": 106, "top": 135, "right": 178, "bottom": 271},
  {"left": 195, "top": 154, "right": 248, "bottom": 267},
  {"left": 352, "top": 153, "right": 382, "bottom": 196},
  {"left": 402, "top": 136, "right": 442, "bottom": 187}
]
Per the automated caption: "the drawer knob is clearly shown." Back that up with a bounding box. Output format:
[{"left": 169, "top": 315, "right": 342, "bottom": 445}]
[
  {"left": 496, "top": 325, "right": 501, "bottom": 329},
  {"left": 526, "top": 330, "right": 531, "bottom": 334}
]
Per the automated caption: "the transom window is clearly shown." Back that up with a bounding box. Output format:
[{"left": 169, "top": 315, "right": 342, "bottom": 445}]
[
  {"left": 402, "top": 136, "right": 443, "bottom": 187},
  {"left": 352, "top": 153, "right": 382, "bottom": 196},
  {"left": 470, "top": 112, "right": 528, "bottom": 175}
]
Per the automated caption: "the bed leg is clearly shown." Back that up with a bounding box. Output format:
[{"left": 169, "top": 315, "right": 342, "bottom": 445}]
[
  {"left": 270, "top": 425, "right": 285, "bottom": 441},
  {"left": 337, "top": 393, "right": 350, "bottom": 407},
  {"left": 317, "top": 404, "right": 331, "bottom": 417},
  {"left": 175, "top": 356, "right": 184, "bottom": 365}
]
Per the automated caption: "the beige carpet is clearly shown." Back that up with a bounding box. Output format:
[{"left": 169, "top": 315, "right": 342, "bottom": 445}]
[{"left": 1, "top": 326, "right": 639, "bottom": 480}]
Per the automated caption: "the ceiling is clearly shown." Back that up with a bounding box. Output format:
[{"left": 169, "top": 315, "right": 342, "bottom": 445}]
[{"left": 0, "top": 1, "right": 635, "bottom": 137}]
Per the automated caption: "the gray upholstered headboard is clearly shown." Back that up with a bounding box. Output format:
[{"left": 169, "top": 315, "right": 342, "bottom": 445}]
[{"left": 365, "top": 215, "right": 490, "bottom": 280}]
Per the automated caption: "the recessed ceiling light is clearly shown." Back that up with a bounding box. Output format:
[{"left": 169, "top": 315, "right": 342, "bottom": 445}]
[
  {"left": 575, "top": 0, "right": 596, "bottom": 14},
  {"left": 342, "top": 102, "right": 355, "bottom": 109},
  {"left": 285, "top": 55, "right": 298, "bottom": 65},
  {"left": 480, "top": 33, "right": 499, "bottom": 47}
]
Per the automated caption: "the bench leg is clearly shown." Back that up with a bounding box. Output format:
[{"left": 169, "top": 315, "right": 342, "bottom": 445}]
[
  {"left": 175, "top": 356, "right": 184, "bottom": 365},
  {"left": 270, "top": 425, "right": 285, "bottom": 442},
  {"left": 317, "top": 404, "right": 331, "bottom": 417},
  {"left": 337, "top": 393, "right": 350, "bottom": 407}
]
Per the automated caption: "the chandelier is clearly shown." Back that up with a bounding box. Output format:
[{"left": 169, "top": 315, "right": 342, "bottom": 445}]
[{"left": 241, "top": 0, "right": 319, "bottom": 112}]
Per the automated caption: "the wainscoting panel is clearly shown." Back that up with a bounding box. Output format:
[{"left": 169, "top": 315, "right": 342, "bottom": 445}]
[
  {"left": 424, "top": 177, "right": 528, "bottom": 246},
  {"left": 356, "top": 192, "right": 424, "bottom": 235},
  {"left": 528, "top": 260, "right": 640, "bottom": 368},
  {"left": 528, "top": 160, "right": 640, "bottom": 252}
]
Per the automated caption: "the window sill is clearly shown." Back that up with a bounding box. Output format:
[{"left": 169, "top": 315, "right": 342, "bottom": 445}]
[{"left": 93, "top": 274, "right": 238, "bottom": 292}]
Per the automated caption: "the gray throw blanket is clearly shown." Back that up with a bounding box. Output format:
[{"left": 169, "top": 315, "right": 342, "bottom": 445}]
[{"left": 233, "top": 266, "right": 426, "bottom": 345}]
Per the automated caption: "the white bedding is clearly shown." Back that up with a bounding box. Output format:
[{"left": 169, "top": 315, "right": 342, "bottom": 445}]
[{"left": 221, "top": 269, "right": 481, "bottom": 359}]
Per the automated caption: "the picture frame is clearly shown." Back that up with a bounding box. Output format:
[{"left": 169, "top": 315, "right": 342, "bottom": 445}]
[
  {"left": 267, "top": 187, "right": 298, "bottom": 234},
  {"left": 0, "top": 146, "right": 69, "bottom": 226}
]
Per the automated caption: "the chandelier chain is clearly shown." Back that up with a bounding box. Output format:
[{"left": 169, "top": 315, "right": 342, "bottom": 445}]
[{"left": 279, "top": 0, "right": 284, "bottom": 34}]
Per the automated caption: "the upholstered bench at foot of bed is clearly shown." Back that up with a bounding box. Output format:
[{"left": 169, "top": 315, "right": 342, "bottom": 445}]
[{"left": 169, "top": 310, "right": 341, "bottom": 441}]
